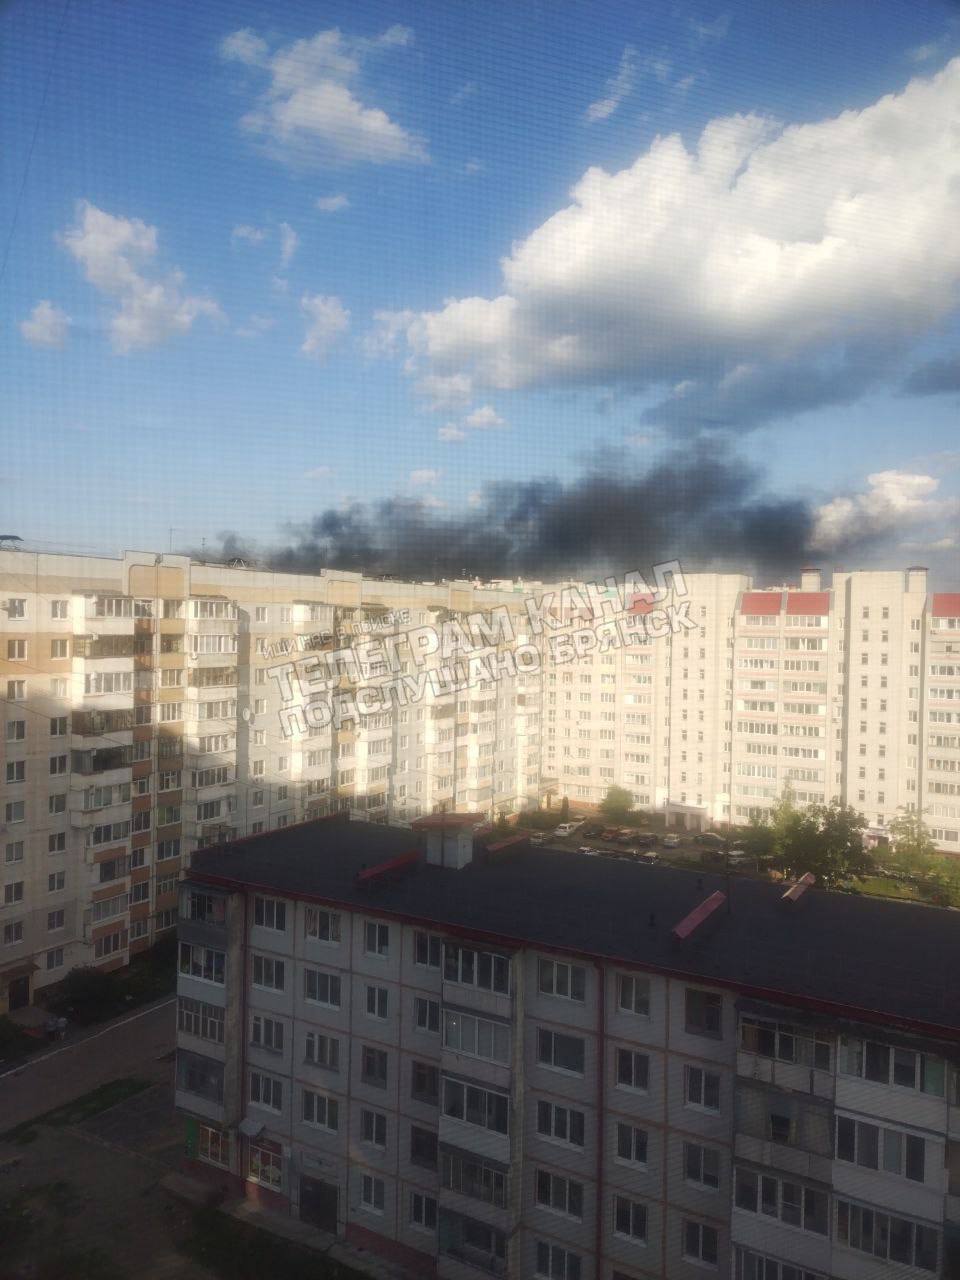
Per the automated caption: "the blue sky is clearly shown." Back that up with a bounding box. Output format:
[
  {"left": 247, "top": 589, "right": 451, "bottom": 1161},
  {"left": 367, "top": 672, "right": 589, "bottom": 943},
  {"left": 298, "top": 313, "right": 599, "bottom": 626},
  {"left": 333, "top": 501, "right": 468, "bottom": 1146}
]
[{"left": 2, "top": 0, "right": 959, "bottom": 575}]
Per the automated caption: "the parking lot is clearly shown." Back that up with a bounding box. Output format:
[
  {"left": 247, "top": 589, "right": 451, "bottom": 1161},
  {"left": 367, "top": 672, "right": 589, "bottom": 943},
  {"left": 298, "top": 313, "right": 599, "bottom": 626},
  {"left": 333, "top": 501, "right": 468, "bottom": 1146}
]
[{"left": 528, "top": 821, "right": 723, "bottom": 867}]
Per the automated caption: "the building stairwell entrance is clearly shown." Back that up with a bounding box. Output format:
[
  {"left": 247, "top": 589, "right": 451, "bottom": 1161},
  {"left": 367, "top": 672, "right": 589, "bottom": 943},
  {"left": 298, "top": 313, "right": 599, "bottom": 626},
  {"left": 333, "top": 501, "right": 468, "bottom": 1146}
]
[{"left": 299, "top": 1175, "right": 338, "bottom": 1233}]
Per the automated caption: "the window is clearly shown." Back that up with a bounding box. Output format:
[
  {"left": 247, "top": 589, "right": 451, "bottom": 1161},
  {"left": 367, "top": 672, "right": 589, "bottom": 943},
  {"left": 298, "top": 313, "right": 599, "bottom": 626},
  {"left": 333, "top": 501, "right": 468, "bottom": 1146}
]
[
  {"left": 248, "top": 1145, "right": 281, "bottom": 1189},
  {"left": 685, "top": 1142, "right": 721, "bottom": 1190},
  {"left": 3, "top": 921, "right": 24, "bottom": 945},
  {"left": 177, "top": 1051, "right": 224, "bottom": 1103},
  {"left": 4, "top": 842, "right": 24, "bottom": 864},
  {"left": 839, "top": 1035, "right": 944, "bottom": 1095},
  {"left": 740, "top": 1016, "right": 831, "bottom": 1070},
  {"left": 441, "top": 1151, "right": 506, "bottom": 1207},
  {"left": 616, "top": 1048, "right": 649, "bottom": 1091},
  {"left": 94, "top": 930, "right": 126, "bottom": 959},
  {"left": 46, "top": 947, "right": 64, "bottom": 971},
  {"left": 5, "top": 719, "right": 25, "bottom": 741},
  {"left": 411, "top": 1059, "right": 439, "bottom": 1105},
  {"left": 48, "top": 833, "right": 66, "bottom": 853},
  {"left": 4, "top": 881, "right": 25, "bottom": 905},
  {"left": 535, "top": 1242, "right": 581, "bottom": 1280},
  {"left": 365, "top": 984, "right": 388, "bottom": 1019},
  {"left": 410, "top": 1192, "right": 437, "bottom": 1231},
  {"left": 6, "top": 761, "right": 24, "bottom": 783},
  {"left": 733, "top": 1249, "right": 825, "bottom": 1280},
  {"left": 414, "top": 930, "right": 442, "bottom": 968},
  {"left": 253, "top": 896, "right": 286, "bottom": 931},
  {"left": 303, "top": 967, "right": 340, "bottom": 1007},
  {"left": 305, "top": 906, "right": 340, "bottom": 942},
  {"left": 249, "top": 1070, "right": 283, "bottom": 1111},
  {"left": 6, "top": 680, "right": 25, "bottom": 701},
  {"left": 47, "top": 871, "right": 65, "bottom": 892},
  {"left": 47, "top": 909, "right": 65, "bottom": 931},
  {"left": 305, "top": 1031, "right": 339, "bottom": 1071},
  {"left": 538, "top": 957, "right": 585, "bottom": 1001},
  {"left": 7, "top": 639, "right": 27, "bottom": 660},
  {"left": 50, "top": 716, "right": 67, "bottom": 736},
  {"left": 537, "top": 1028, "right": 585, "bottom": 1075},
  {"left": 178, "top": 943, "right": 225, "bottom": 983},
  {"left": 835, "top": 1115, "right": 925, "bottom": 1182},
  {"left": 686, "top": 987, "right": 723, "bottom": 1037},
  {"left": 51, "top": 600, "right": 68, "bottom": 618},
  {"left": 617, "top": 972, "right": 650, "bottom": 1015},
  {"left": 683, "top": 1220, "right": 719, "bottom": 1266},
  {"left": 442, "top": 1078, "right": 508, "bottom": 1134},
  {"left": 178, "top": 996, "right": 224, "bottom": 1044},
  {"left": 685, "top": 1065, "right": 721, "bottom": 1111},
  {"left": 536, "top": 1169, "right": 583, "bottom": 1219},
  {"left": 4, "top": 802, "right": 25, "bottom": 824},
  {"left": 537, "top": 1100, "right": 585, "bottom": 1147},
  {"left": 364, "top": 920, "right": 390, "bottom": 956},
  {"left": 361, "top": 1045, "right": 388, "bottom": 1088},
  {"left": 444, "top": 942, "right": 510, "bottom": 993},
  {"left": 197, "top": 1126, "right": 229, "bottom": 1168},
  {"left": 735, "top": 1169, "right": 828, "bottom": 1235},
  {"left": 614, "top": 1195, "right": 647, "bottom": 1242},
  {"left": 411, "top": 1125, "right": 438, "bottom": 1169},
  {"left": 836, "top": 1199, "right": 938, "bottom": 1271},
  {"left": 302, "top": 1089, "right": 339, "bottom": 1131},
  {"left": 404, "top": 990, "right": 438, "bottom": 1032},
  {"left": 443, "top": 1010, "right": 510, "bottom": 1064},
  {"left": 251, "top": 1014, "right": 284, "bottom": 1053},
  {"left": 50, "top": 639, "right": 69, "bottom": 658},
  {"left": 251, "top": 954, "right": 285, "bottom": 991},
  {"left": 361, "top": 1108, "right": 387, "bottom": 1147},
  {"left": 616, "top": 1122, "right": 648, "bottom": 1165},
  {"left": 360, "top": 1174, "right": 385, "bottom": 1214}
]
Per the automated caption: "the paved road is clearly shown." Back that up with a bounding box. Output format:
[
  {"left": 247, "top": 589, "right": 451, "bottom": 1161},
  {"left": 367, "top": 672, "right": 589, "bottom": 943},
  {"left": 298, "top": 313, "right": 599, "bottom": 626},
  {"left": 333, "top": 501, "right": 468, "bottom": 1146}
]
[{"left": 0, "top": 996, "right": 176, "bottom": 1131}]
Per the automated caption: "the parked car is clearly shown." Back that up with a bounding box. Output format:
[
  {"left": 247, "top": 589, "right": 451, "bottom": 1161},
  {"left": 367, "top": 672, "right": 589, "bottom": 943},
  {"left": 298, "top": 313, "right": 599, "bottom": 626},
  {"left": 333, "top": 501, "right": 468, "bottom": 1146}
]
[
  {"left": 695, "top": 832, "right": 725, "bottom": 846},
  {"left": 578, "top": 845, "right": 600, "bottom": 856},
  {"left": 600, "top": 828, "right": 621, "bottom": 841},
  {"left": 639, "top": 851, "right": 659, "bottom": 865},
  {"left": 554, "top": 822, "right": 578, "bottom": 837},
  {"left": 727, "top": 850, "right": 751, "bottom": 865},
  {"left": 529, "top": 832, "right": 548, "bottom": 846},
  {"left": 582, "top": 823, "right": 604, "bottom": 837},
  {"left": 633, "top": 833, "right": 657, "bottom": 848},
  {"left": 662, "top": 833, "right": 681, "bottom": 848}
]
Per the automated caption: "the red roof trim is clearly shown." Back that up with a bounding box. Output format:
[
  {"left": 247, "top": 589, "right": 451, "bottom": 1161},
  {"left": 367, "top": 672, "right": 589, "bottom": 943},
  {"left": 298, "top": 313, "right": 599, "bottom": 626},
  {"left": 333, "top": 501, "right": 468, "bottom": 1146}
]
[
  {"left": 932, "top": 593, "right": 960, "bottom": 618},
  {"left": 410, "top": 812, "right": 478, "bottom": 829},
  {"left": 671, "top": 891, "right": 726, "bottom": 940},
  {"left": 355, "top": 849, "right": 421, "bottom": 883},
  {"left": 740, "top": 591, "right": 782, "bottom": 615},
  {"left": 785, "top": 592, "right": 830, "bottom": 616}
]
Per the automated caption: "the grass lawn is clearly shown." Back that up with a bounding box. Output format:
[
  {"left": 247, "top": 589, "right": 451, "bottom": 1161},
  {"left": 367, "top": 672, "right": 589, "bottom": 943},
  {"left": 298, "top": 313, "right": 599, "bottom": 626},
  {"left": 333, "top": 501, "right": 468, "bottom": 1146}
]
[
  {"left": 0, "top": 1181, "right": 124, "bottom": 1280},
  {"left": 2, "top": 1078, "right": 151, "bottom": 1143},
  {"left": 855, "top": 875, "right": 922, "bottom": 901},
  {"left": 180, "top": 1207, "right": 372, "bottom": 1280}
]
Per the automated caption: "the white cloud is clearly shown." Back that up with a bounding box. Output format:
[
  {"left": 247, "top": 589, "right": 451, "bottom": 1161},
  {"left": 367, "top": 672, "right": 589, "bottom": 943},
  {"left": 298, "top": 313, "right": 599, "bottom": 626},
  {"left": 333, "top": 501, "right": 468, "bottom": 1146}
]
[
  {"left": 315, "top": 193, "right": 350, "bottom": 212},
  {"left": 20, "top": 300, "right": 71, "bottom": 348},
  {"left": 464, "top": 159, "right": 483, "bottom": 175},
  {"left": 231, "top": 224, "right": 267, "bottom": 245},
  {"left": 236, "top": 313, "right": 276, "bottom": 339},
  {"left": 585, "top": 45, "right": 638, "bottom": 123},
  {"left": 464, "top": 404, "right": 504, "bottom": 429},
  {"left": 438, "top": 424, "right": 466, "bottom": 442},
  {"left": 415, "top": 372, "right": 474, "bottom": 412},
  {"left": 409, "top": 468, "right": 440, "bottom": 486},
  {"left": 220, "top": 28, "right": 268, "bottom": 66},
  {"left": 61, "top": 201, "right": 221, "bottom": 352},
  {"left": 300, "top": 293, "right": 349, "bottom": 359},
  {"left": 908, "top": 41, "right": 943, "bottom": 63},
  {"left": 221, "top": 25, "right": 427, "bottom": 167},
  {"left": 377, "top": 59, "right": 960, "bottom": 430},
  {"left": 271, "top": 275, "right": 289, "bottom": 295},
  {"left": 811, "top": 470, "right": 960, "bottom": 552},
  {"left": 451, "top": 82, "right": 477, "bottom": 106},
  {"left": 279, "top": 221, "right": 299, "bottom": 268},
  {"left": 305, "top": 465, "right": 333, "bottom": 479},
  {"left": 690, "top": 14, "right": 731, "bottom": 41}
]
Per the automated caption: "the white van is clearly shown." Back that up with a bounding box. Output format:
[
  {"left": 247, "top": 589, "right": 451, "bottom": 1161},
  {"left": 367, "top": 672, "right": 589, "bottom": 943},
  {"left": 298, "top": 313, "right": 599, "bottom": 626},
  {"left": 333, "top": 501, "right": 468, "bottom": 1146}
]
[{"left": 554, "top": 821, "right": 579, "bottom": 837}]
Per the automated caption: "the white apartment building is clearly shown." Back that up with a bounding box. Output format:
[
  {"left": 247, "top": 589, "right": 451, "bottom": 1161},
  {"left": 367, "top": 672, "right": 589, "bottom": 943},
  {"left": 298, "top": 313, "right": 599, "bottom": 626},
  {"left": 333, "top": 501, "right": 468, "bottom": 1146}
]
[
  {"left": 2, "top": 548, "right": 956, "bottom": 1014},
  {"left": 174, "top": 816, "right": 960, "bottom": 1280}
]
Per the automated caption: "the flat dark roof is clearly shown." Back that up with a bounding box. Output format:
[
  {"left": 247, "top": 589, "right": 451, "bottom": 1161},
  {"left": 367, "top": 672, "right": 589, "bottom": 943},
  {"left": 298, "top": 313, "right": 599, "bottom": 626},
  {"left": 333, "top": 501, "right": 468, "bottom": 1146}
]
[{"left": 189, "top": 818, "right": 960, "bottom": 1039}]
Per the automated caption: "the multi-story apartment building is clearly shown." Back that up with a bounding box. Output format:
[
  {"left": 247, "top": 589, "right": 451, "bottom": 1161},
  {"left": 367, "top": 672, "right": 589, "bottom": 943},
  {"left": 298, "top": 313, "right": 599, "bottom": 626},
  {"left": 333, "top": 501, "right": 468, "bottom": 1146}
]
[
  {"left": 2, "top": 547, "right": 957, "bottom": 1015},
  {"left": 174, "top": 815, "right": 960, "bottom": 1280}
]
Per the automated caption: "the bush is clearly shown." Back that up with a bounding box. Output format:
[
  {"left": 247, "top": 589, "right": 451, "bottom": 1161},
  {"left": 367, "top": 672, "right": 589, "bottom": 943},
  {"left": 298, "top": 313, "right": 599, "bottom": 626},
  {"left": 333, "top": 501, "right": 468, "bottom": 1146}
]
[{"left": 44, "top": 968, "right": 124, "bottom": 1025}]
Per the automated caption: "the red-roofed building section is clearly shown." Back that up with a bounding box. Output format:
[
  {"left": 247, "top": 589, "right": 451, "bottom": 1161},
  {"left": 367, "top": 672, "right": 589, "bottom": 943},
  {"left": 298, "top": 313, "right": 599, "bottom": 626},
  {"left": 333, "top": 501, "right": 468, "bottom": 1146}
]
[
  {"left": 932, "top": 593, "right": 960, "bottom": 618},
  {"left": 629, "top": 593, "right": 656, "bottom": 615},
  {"left": 785, "top": 592, "right": 830, "bottom": 615},
  {"left": 740, "top": 591, "right": 782, "bottom": 615}
]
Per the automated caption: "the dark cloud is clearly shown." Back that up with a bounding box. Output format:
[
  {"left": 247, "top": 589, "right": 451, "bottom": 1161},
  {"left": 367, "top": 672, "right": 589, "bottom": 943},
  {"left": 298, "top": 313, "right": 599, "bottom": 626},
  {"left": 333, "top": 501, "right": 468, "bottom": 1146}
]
[
  {"left": 903, "top": 353, "right": 960, "bottom": 395},
  {"left": 192, "top": 443, "right": 903, "bottom": 583}
]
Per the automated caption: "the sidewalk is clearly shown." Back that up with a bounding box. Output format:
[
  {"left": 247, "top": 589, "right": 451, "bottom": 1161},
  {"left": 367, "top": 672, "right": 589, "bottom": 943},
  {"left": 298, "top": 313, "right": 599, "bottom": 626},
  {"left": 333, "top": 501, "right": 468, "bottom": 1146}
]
[{"left": 161, "top": 1171, "right": 421, "bottom": 1280}]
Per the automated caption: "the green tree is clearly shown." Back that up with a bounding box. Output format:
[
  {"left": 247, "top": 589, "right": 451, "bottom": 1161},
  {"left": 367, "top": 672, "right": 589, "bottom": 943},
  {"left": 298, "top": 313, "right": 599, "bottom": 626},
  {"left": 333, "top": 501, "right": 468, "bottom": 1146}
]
[
  {"left": 784, "top": 801, "right": 872, "bottom": 890},
  {"left": 599, "top": 785, "right": 633, "bottom": 821},
  {"left": 887, "top": 807, "right": 938, "bottom": 876},
  {"left": 559, "top": 795, "right": 570, "bottom": 820},
  {"left": 739, "top": 815, "right": 775, "bottom": 859},
  {"left": 494, "top": 812, "right": 511, "bottom": 835}
]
